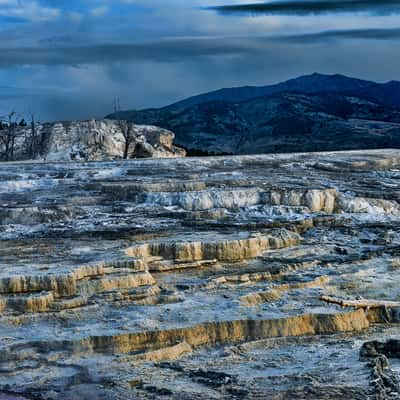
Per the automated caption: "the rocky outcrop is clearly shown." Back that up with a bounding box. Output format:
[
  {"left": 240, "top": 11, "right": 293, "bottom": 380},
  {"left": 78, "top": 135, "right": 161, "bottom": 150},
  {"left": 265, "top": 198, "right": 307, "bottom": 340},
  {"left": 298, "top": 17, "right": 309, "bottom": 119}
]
[
  {"left": 0, "top": 119, "right": 185, "bottom": 161},
  {"left": 126, "top": 230, "right": 300, "bottom": 264},
  {"left": 0, "top": 262, "right": 156, "bottom": 313},
  {"left": 361, "top": 340, "right": 400, "bottom": 359},
  {"left": 106, "top": 183, "right": 400, "bottom": 216},
  {"left": 124, "top": 342, "right": 193, "bottom": 363},
  {"left": 337, "top": 195, "right": 400, "bottom": 215},
  {"left": 360, "top": 340, "right": 400, "bottom": 399},
  {"left": 0, "top": 309, "right": 369, "bottom": 358}
]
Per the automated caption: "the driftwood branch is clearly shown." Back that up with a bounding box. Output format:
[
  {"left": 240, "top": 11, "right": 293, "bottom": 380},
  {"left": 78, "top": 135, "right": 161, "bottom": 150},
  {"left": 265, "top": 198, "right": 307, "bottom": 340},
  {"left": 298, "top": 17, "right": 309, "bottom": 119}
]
[{"left": 320, "top": 295, "right": 400, "bottom": 309}]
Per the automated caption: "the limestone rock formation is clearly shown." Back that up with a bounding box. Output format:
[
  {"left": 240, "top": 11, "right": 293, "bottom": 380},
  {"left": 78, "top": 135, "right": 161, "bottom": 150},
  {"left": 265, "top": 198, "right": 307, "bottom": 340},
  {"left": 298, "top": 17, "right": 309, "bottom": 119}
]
[
  {"left": 0, "top": 149, "right": 399, "bottom": 399},
  {"left": 0, "top": 119, "right": 185, "bottom": 162}
]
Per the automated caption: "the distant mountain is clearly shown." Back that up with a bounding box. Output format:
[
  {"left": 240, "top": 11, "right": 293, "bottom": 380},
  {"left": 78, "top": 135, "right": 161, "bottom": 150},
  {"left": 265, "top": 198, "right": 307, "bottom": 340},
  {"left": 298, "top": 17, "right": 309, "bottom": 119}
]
[
  {"left": 107, "top": 73, "right": 400, "bottom": 155},
  {"left": 167, "top": 73, "right": 379, "bottom": 111}
]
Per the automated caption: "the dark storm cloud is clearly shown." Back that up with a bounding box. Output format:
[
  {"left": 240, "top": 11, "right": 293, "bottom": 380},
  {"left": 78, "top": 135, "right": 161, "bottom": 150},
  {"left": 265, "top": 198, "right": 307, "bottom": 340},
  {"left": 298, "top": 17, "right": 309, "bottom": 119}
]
[
  {"left": 211, "top": 0, "right": 400, "bottom": 15},
  {"left": 278, "top": 27, "right": 400, "bottom": 42},
  {"left": 0, "top": 38, "right": 258, "bottom": 67},
  {"left": 1, "top": 28, "right": 400, "bottom": 68}
]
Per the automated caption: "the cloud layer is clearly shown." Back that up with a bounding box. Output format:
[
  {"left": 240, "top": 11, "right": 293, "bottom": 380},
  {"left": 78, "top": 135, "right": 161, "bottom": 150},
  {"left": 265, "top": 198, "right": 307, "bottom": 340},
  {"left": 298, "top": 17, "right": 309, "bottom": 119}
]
[
  {"left": 1, "top": 26, "right": 400, "bottom": 68},
  {"left": 212, "top": 0, "right": 400, "bottom": 16}
]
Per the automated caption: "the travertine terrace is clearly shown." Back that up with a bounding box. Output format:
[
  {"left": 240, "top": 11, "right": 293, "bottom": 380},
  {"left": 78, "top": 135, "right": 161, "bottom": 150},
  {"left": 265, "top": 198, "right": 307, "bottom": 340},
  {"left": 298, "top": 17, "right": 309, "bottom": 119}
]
[{"left": 1, "top": 149, "right": 400, "bottom": 399}]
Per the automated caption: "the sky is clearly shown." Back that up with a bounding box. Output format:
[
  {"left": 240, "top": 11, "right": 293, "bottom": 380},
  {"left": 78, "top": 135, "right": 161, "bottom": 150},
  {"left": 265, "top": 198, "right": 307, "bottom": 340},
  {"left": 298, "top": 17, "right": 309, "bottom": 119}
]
[{"left": 0, "top": 0, "right": 399, "bottom": 121}]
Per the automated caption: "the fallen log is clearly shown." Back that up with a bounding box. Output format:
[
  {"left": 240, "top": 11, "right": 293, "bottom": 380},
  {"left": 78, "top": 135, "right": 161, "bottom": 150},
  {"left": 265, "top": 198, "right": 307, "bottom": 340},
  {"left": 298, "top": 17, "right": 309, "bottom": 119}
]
[{"left": 320, "top": 295, "right": 400, "bottom": 309}]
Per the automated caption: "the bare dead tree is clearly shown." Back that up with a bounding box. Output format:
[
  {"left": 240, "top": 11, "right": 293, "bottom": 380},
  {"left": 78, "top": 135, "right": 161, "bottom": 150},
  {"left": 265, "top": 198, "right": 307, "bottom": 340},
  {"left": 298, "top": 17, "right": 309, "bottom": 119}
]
[
  {"left": 113, "top": 98, "right": 135, "bottom": 159},
  {"left": 26, "top": 112, "right": 39, "bottom": 159},
  {"left": 0, "top": 111, "right": 23, "bottom": 161}
]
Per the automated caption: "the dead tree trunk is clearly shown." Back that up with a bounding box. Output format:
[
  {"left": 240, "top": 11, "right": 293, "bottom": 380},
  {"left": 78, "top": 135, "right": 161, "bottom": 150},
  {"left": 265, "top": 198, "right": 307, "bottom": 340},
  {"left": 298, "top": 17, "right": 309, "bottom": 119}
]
[
  {"left": 113, "top": 98, "right": 135, "bottom": 159},
  {"left": 0, "top": 112, "right": 21, "bottom": 161},
  {"left": 28, "top": 113, "right": 37, "bottom": 159},
  {"left": 122, "top": 123, "right": 134, "bottom": 159}
]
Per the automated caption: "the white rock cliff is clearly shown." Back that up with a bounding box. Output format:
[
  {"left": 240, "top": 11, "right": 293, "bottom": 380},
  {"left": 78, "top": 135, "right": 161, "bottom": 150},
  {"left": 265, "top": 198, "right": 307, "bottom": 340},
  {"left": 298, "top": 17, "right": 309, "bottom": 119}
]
[{"left": 2, "top": 119, "right": 186, "bottom": 161}]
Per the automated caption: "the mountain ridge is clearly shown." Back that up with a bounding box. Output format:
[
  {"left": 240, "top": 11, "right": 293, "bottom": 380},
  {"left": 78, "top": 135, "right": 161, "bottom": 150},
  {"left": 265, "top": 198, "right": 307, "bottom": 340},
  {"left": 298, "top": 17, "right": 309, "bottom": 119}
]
[
  {"left": 107, "top": 73, "right": 400, "bottom": 155},
  {"left": 165, "top": 73, "right": 383, "bottom": 111}
]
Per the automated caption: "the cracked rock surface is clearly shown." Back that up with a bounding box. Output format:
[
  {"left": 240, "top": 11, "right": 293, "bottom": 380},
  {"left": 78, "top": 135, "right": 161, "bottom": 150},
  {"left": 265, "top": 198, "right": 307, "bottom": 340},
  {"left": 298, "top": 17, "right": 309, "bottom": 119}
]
[{"left": 0, "top": 149, "right": 400, "bottom": 399}]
